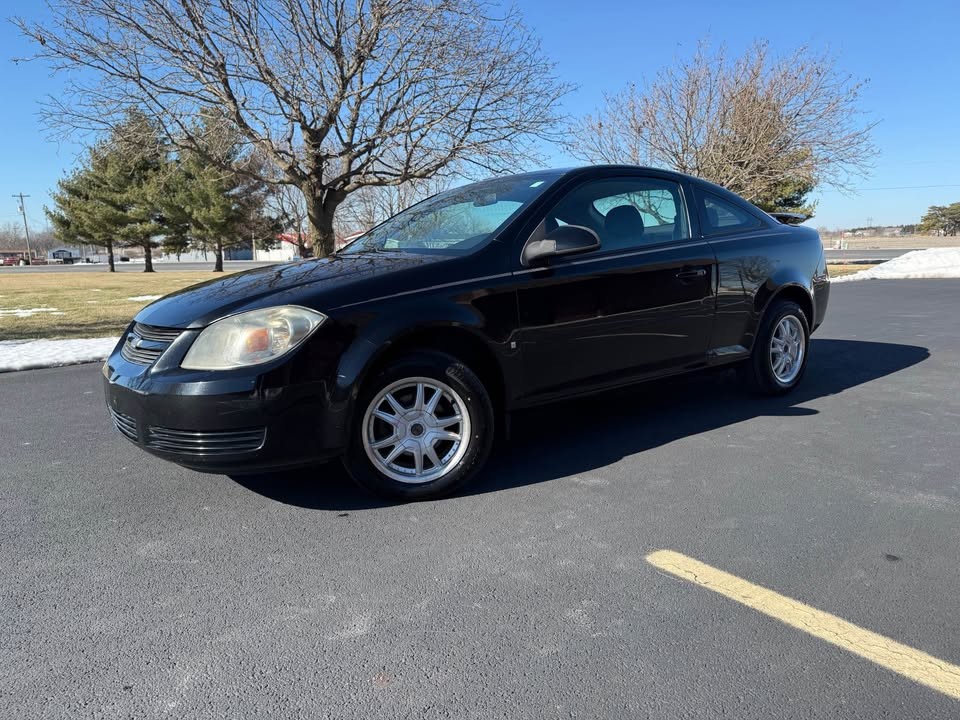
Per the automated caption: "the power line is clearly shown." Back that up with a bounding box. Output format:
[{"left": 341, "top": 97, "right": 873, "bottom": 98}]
[{"left": 819, "top": 183, "right": 960, "bottom": 193}]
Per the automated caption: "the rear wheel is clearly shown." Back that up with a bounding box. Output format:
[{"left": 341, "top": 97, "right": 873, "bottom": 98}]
[
  {"left": 343, "top": 351, "right": 494, "bottom": 501},
  {"left": 737, "top": 300, "right": 810, "bottom": 395}
]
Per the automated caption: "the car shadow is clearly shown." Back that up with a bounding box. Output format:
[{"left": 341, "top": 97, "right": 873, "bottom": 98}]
[{"left": 230, "top": 339, "right": 929, "bottom": 510}]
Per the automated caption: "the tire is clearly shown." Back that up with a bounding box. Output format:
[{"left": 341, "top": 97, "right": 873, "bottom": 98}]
[
  {"left": 342, "top": 350, "right": 495, "bottom": 501},
  {"left": 737, "top": 300, "right": 810, "bottom": 396}
]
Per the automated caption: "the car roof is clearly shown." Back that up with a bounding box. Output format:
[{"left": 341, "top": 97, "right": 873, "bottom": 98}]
[{"left": 556, "top": 164, "right": 693, "bottom": 181}]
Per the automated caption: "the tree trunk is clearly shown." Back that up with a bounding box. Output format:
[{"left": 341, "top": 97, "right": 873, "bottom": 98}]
[
  {"left": 214, "top": 239, "right": 224, "bottom": 272},
  {"left": 107, "top": 240, "right": 115, "bottom": 272},
  {"left": 143, "top": 243, "right": 154, "bottom": 272},
  {"left": 304, "top": 186, "right": 343, "bottom": 258}
]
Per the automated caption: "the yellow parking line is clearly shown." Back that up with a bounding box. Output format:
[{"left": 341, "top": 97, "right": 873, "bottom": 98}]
[{"left": 646, "top": 549, "right": 960, "bottom": 701}]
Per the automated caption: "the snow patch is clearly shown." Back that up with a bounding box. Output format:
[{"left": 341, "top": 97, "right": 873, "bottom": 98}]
[
  {"left": 833, "top": 247, "right": 960, "bottom": 282},
  {"left": 0, "top": 337, "right": 120, "bottom": 373},
  {"left": 127, "top": 295, "right": 162, "bottom": 302},
  {"left": 0, "top": 307, "right": 60, "bottom": 318}
]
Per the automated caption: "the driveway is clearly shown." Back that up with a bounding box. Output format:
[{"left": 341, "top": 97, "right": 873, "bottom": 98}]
[{"left": 2, "top": 280, "right": 958, "bottom": 718}]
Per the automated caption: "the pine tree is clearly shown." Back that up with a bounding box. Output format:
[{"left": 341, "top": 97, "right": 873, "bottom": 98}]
[
  {"left": 47, "top": 110, "right": 169, "bottom": 272},
  {"left": 166, "top": 113, "right": 273, "bottom": 271},
  {"left": 47, "top": 143, "right": 125, "bottom": 271}
]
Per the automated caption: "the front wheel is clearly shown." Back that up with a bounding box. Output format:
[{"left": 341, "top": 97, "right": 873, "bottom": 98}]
[
  {"left": 343, "top": 351, "right": 494, "bottom": 501},
  {"left": 737, "top": 300, "right": 810, "bottom": 395}
]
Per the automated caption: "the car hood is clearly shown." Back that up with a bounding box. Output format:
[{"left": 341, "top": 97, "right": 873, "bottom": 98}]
[{"left": 135, "top": 252, "right": 448, "bottom": 329}]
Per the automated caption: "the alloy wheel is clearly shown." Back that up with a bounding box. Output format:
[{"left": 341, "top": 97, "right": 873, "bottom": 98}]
[
  {"left": 361, "top": 377, "right": 471, "bottom": 484},
  {"left": 769, "top": 314, "right": 805, "bottom": 384}
]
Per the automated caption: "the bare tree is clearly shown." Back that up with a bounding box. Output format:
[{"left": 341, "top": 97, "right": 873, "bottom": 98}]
[
  {"left": 16, "top": 0, "right": 570, "bottom": 256},
  {"left": 0, "top": 222, "right": 60, "bottom": 256},
  {"left": 269, "top": 182, "right": 310, "bottom": 257},
  {"left": 567, "top": 42, "right": 877, "bottom": 212},
  {"left": 0, "top": 222, "right": 24, "bottom": 249}
]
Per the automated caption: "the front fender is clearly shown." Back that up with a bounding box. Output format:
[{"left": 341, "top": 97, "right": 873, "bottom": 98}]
[{"left": 321, "top": 288, "right": 519, "bottom": 449}]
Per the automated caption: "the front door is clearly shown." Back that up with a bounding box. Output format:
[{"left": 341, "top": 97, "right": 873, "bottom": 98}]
[{"left": 515, "top": 174, "right": 716, "bottom": 400}]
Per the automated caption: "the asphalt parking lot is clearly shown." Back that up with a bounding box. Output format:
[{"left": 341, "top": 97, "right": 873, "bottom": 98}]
[{"left": 2, "top": 280, "right": 959, "bottom": 718}]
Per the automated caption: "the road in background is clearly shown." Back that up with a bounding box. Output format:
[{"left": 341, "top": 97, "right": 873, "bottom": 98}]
[
  {"left": 1, "top": 250, "right": 944, "bottom": 271},
  {"left": 825, "top": 249, "right": 914, "bottom": 263},
  {"left": 2, "top": 280, "right": 959, "bottom": 718},
  {"left": 0, "top": 260, "right": 279, "bottom": 274},
  {"left": 2, "top": 251, "right": 938, "bottom": 271}
]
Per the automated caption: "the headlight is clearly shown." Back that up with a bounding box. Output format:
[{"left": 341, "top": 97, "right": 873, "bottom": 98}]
[{"left": 181, "top": 306, "right": 326, "bottom": 370}]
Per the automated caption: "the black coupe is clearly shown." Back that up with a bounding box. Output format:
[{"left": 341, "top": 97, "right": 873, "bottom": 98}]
[{"left": 104, "top": 166, "right": 830, "bottom": 500}]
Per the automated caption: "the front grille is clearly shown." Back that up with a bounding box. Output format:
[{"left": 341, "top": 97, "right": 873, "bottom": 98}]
[
  {"left": 109, "top": 408, "right": 139, "bottom": 442},
  {"left": 120, "top": 343, "right": 165, "bottom": 365},
  {"left": 120, "top": 323, "right": 182, "bottom": 365},
  {"left": 132, "top": 323, "right": 181, "bottom": 343},
  {"left": 145, "top": 425, "right": 266, "bottom": 456}
]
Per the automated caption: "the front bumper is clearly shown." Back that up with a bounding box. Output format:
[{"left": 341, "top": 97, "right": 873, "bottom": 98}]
[{"left": 102, "top": 330, "right": 350, "bottom": 474}]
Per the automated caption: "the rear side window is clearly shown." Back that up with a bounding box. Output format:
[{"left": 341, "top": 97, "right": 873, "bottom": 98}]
[{"left": 701, "top": 193, "right": 763, "bottom": 235}]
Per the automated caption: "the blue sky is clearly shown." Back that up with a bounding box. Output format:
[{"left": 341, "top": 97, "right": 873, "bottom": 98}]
[{"left": 2, "top": 0, "right": 958, "bottom": 231}]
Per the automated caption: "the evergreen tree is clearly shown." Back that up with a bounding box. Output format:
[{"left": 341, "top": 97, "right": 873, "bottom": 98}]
[
  {"left": 166, "top": 113, "right": 273, "bottom": 271},
  {"left": 48, "top": 110, "right": 169, "bottom": 272},
  {"left": 49, "top": 110, "right": 276, "bottom": 271},
  {"left": 919, "top": 203, "right": 960, "bottom": 236},
  {"left": 103, "top": 111, "right": 167, "bottom": 272},
  {"left": 47, "top": 158, "right": 118, "bottom": 271}
]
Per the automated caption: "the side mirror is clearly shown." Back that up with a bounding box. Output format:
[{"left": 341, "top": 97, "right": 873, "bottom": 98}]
[{"left": 522, "top": 224, "right": 601, "bottom": 266}]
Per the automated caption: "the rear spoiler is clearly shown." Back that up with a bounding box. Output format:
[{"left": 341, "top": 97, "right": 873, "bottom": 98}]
[{"left": 769, "top": 212, "right": 809, "bottom": 225}]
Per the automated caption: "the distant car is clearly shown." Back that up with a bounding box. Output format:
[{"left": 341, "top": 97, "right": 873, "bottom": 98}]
[{"left": 104, "top": 166, "right": 829, "bottom": 500}]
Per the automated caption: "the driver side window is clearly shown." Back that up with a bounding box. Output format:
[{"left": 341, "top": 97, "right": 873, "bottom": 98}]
[{"left": 545, "top": 177, "right": 689, "bottom": 253}]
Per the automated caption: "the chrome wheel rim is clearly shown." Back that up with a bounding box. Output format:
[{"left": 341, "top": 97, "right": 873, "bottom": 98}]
[
  {"left": 362, "top": 377, "right": 471, "bottom": 484},
  {"left": 770, "top": 315, "right": 805, "bottom": 384}
]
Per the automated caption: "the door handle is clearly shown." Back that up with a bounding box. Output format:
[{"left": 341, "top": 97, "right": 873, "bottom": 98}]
[{"left": 675, "top": 268, "right": 707, "bottom": 280}]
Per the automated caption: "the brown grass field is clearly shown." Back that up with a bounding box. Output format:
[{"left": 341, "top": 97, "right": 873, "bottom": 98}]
[
  {"left": 1, "top": 264, "right": 874, "bottom": 341},
  {"left": 826, "top": 264, "right": 877, "bottom": 278},
  {"left": 0, "top": 270, "right": 238, "bottom": 341}
]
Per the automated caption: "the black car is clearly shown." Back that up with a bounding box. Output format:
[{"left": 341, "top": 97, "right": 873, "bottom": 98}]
[{"left": 104, "top": 165, "right": 829, "bottom": 500}]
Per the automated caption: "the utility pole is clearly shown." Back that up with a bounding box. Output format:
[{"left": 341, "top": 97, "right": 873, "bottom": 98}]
[{"left": 13, "top": 193, "right": 33, "bottom": 261}]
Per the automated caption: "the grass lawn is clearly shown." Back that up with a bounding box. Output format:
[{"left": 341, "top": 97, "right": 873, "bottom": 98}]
[
  {"left": 0, "top": 270, "right": 239, "bottom": 341},
  {"left": 827, "top": 263, "right": 878, "bottom": 278}
]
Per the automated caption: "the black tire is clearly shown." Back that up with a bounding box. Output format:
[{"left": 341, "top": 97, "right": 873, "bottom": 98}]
[
  {"left": 342, "top": 350, "right": 495, "bottom": 501},
  {"left": 737, "top": 300, "right": 810, "bottom": 396}
]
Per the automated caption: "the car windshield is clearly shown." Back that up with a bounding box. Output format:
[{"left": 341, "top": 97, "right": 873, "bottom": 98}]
[{"left": 339, "top": 171, "right": 564, "bottom": 256}]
